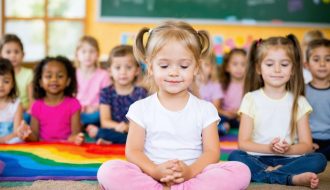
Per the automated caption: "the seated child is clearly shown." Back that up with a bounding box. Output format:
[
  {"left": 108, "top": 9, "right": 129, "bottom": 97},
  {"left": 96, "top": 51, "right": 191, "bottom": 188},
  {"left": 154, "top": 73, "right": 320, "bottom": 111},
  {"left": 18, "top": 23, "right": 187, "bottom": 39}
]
[
  {"left": 0, "top": 58, "right": 27, "bottom": 144},
  {"left": 217, "top": 48, "right": 247, "bottom": 134},
  {"left": 86, "top": 45, "right": 147, "bottom": 144},
  {"left": 75, "top": 36, "right": 110, "bottom": 127},
  {"left": 305, "top": 38, "right": 330, "bottom": 160},
  {"left": 0, "top": 34, "right": 33, "bottom": 123},
  {"left": 19, "top": 56, "right": 84, "bottom": 145}
]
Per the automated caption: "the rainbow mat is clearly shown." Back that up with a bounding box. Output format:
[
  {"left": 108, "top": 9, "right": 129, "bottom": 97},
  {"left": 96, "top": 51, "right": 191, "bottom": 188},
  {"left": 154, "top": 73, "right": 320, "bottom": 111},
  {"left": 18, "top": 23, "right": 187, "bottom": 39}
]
[{"left": 0, "top": 132, "right": 237, "bottom": 181}]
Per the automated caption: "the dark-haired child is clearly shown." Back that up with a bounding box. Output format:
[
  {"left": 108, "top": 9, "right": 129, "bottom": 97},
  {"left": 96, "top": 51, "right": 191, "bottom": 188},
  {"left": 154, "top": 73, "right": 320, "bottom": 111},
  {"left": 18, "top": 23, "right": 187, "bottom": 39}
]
[
  {"left": 0, "top": 34, "right": 33, "bottom": 123},
  {"left": 0, "top": 58, "right": 28, "bottom": 143},
  {"left": 19, "top": 56, "right": 84, "bottom": 145},
  {"left": 305, "top": 38, "right": 330, "bottom": 160}
]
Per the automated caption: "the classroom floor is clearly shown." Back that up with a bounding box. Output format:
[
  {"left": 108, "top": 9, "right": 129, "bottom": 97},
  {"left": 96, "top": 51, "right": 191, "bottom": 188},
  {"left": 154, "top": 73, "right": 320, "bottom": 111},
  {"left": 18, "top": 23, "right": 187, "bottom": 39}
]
[{"left": 0, "top": 162, "right": 329, "bottom": 190}]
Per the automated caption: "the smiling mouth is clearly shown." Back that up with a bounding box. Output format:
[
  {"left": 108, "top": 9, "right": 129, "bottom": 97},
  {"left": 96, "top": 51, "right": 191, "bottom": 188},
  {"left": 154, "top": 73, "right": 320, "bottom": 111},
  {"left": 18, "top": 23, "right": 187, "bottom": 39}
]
[{"left": 165, "top": 80, "right": 182, "bottom": 83}]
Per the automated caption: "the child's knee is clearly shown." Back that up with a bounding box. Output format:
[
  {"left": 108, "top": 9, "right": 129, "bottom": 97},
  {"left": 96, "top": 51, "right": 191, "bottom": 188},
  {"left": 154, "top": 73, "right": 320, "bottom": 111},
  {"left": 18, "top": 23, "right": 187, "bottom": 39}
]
[
  {"left": 97, "top": 160, "right": 128, "bottom": 185},
  {"left": 228, "top": 150, "right": 246, "bottom": 161}
]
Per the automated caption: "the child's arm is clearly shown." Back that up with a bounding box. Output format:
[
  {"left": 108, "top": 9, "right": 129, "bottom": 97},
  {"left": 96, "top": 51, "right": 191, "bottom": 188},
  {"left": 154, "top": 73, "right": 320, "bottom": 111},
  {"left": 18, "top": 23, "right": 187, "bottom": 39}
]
[
  {"left": 27, "top": 82, "right": 33, "bottom": 112},
  {"left": 217, "top": 100, "right": 237, "bottom": 119},
  {"left": 282, "top": 114, "right": 313, "bottom": 155},
  {"left": 67, "top": 110, "right": 84, "bottom": 145},
  {"left": 184, "top": 121, "right": 220, "bottom": 180},
  {"left": 125, "top": 120, "right": 174, "bottom": 181},
  {"left": 238, "top": 113, "right": 274, "bottom": 153},
  {"left": 100, "top": 104, "right": 125, "bottom": 130},
  {"left": 25, "top": 116, "right": 40, "bottom": 141}
]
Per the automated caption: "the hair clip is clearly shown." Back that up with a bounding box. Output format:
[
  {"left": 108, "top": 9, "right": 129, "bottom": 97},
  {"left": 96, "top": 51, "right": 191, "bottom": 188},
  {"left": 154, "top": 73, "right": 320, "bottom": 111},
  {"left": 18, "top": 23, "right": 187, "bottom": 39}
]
[
  {"left": 148, "top": 28, "right": 153, "bottom": 34},
  {"left": 257, "top": 38, "right": 262, "bottom": 46}
]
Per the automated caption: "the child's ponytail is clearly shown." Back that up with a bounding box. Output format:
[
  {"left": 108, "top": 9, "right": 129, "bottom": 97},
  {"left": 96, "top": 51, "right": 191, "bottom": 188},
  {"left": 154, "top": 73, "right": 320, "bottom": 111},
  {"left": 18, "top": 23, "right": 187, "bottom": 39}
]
[
  {"left": 244, "top": 39, "right": 261, "bottom": 95},
  {"left": 133, "top": 27, "right": 150, "bottom": 63},
  {"left": 286, "top": 34, "right": 305, "bottom": 139},
  {"left": 197, "top": 30, "right": 212, "bottom": 58}
]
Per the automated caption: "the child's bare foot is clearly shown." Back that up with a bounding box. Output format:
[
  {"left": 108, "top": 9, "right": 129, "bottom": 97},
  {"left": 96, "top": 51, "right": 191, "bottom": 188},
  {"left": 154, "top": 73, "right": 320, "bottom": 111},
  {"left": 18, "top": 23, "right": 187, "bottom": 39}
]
[
  {"left": 86, "top": 125, "right": 98, "bottom": 138},
  {"left": 265, "top": 165, "right": 282, "bottom": 172},
  {"left": 96, "top": 138, "right": 112, "bottom": 145},
  {"left": 292, "top": 172, "right": 319, "bottom": 189}
]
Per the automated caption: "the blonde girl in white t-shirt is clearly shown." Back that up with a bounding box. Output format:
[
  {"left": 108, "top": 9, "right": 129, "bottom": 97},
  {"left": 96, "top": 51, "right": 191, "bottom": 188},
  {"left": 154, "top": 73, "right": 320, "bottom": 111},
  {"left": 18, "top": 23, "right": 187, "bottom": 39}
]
[
  {"left": 228, "top": 34, "right": 327, "bottom": 189},
  {"left": 97, "top": 21, "right": 251, "bottom": 190}
]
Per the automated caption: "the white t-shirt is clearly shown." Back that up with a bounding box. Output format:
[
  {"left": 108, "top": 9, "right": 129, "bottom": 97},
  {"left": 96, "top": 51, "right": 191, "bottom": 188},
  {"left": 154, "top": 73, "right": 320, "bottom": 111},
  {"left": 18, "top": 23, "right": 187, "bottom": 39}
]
[
  {"left": 0, "top": 99, "right": 20, "bottom": 136},
  {"left": 126, "top": 93, "right": 219, "bottom": 165},
  {"left": 239, "top": 89, "right": 312, "bottom": 156}
]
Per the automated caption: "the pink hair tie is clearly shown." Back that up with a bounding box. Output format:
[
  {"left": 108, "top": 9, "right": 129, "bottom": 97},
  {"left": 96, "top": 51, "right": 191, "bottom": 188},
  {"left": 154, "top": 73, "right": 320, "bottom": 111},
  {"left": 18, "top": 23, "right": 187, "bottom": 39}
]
[{"left": 257, "top": 38, "right": 263, "bottom": 46}]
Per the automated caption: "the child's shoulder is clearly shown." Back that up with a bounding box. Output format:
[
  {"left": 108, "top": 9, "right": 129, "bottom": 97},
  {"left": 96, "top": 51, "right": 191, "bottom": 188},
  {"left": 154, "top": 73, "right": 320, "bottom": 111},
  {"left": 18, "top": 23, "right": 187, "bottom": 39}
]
[
  {"left": 191, "top": 93, "right": 217, "bottom": 109},
  {"left": 129, "top": 93, "right": 153, "bottom": 110}
]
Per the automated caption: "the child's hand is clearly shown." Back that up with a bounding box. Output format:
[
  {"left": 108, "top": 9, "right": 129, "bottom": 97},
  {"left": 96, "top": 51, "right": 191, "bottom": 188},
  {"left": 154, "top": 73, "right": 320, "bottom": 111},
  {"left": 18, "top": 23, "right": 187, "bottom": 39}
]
[
  {"left": 15, "top": 121, "right": 31, "bottom": 140},
  {"left": 152, "top": 160, "right": 176, "bottom": 182},
  {"left": 312, "top": 143, "right": 319, "bottom": 151},
  {"left": 160, "top": 160, "right": 191, "bottom": 185},
  {"left": 271, "top": 138, "right": 290, "bottom": 154},
  {"left": 175, "top": 160, "right": 192, "bottom": 182},
  {"left": 85, "top": 105, "right": 98, "bottom": 113},
  {"left": 74, "top": 132, "right": 85, "bottom": 145},
  {"left": 114, "top": 122, "right": 128, "bottom": 133}
]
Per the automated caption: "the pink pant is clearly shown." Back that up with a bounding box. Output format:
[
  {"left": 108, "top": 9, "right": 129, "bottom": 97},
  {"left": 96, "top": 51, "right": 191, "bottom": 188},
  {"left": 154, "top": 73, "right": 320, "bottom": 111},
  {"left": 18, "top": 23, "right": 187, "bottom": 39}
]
[{"left": 97, "top": 160, "right": 251, "bottom": 190}]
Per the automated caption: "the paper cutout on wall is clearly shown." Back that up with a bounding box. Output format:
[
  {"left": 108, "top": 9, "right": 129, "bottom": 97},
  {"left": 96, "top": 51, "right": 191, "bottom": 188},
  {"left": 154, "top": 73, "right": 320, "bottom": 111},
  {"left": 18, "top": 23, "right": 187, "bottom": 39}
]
[{"left": 213, "top": 35, "right": 254, "bottom": 65}]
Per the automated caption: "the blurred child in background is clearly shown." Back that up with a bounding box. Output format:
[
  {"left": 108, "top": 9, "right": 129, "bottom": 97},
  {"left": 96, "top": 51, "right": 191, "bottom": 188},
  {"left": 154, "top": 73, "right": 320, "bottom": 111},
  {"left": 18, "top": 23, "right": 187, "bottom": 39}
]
[
  {"left": 193, "top": 53, "right": 224, "bottom": 136},
  {"left": 217, "top": 48, "right": 247, "bottom": 134},
  {"left": 75, "top": 36, "right": 110, "bottom": 127},
  {"left": 86, "top": 45, "right": 147, "bottom": 145},
  {"left": 0, "top": 58, "right": 27, "bottom": 144},
  {"left": 305, "top": 39, "right": 330, "bottom": 160},
  {"left": 19, "top": 56, "right": 84, "bottom": 145},
  {"left": 0, "top": 34, "right": 33, "bottom": 123},
  {"left": 302, "top": 30, "right": 324, "bottom": 84}
]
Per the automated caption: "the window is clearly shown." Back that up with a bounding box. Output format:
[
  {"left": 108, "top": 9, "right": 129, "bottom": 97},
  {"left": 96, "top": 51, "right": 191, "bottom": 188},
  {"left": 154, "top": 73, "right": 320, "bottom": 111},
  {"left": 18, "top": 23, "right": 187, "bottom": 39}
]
[{"left": 2, "top": 0, "right": 86, "bottom": 61}]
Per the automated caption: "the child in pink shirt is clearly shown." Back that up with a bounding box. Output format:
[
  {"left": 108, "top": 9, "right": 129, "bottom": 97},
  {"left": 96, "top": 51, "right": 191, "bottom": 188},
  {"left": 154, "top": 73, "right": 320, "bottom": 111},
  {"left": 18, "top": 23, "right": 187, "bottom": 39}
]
[
  {"left": 19, "top": 56, "right": 84, "bottom": 145},
  {"left": 75, "top": 36, "right": 110, "bottom": 127},
  {"left": 218, "top": 48, "right": 247, "bottom": 134}
]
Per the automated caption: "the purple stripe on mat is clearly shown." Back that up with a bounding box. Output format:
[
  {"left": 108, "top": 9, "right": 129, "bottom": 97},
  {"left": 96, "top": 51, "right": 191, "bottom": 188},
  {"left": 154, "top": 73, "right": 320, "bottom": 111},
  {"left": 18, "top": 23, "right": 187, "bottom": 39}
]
[{"left": 0, "top": 176, "right": 97, "bottom": 181}]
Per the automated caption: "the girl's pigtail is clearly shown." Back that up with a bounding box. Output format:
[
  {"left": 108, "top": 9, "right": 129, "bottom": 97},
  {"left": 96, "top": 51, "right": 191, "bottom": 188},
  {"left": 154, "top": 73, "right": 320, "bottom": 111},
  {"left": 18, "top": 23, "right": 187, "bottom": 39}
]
[
  {"left": 244, "top": 39, "right": 260, "bottom": 95},
  {"left": 197, "top": 30, "right": 212, "bottom": 58},
  {"left": 286, "top": 34, "right": 305, "bottom": 139},
  {"left": 133, "top": 27, "right": 150, "bottom": 63}
]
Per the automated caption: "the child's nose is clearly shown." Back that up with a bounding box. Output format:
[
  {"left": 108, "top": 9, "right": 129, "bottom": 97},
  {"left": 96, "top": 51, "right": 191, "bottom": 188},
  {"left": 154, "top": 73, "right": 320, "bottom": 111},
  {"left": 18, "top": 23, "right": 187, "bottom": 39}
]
[{"left": 169, "top": 67, "right": 179, "bottom": 76}]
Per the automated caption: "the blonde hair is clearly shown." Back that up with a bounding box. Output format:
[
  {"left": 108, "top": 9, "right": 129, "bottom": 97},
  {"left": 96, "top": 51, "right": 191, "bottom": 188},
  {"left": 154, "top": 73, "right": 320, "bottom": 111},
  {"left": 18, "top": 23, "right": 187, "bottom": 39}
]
[
  {"left": 75, "top": 35, "right": 100, "bottom": 67},
  {"left": 245, "top": 34, "right": 304, "bottom": 139},
  {"left": 201, "top": 52, "right": 218, "bottom": 82},
  {"left": 133, "top": 20, "right": 212, "bottom": 92}
]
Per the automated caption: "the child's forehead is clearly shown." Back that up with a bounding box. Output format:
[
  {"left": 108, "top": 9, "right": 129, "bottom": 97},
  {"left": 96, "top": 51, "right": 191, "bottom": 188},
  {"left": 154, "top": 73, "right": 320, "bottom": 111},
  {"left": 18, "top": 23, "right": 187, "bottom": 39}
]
[
  {"left": 79, "top": 42, "right": 96, "bottom": 49},
  {"left": 111, "top": 54, "right": 136, "bottom": 64},
  {"left": 310, "top": 46, "right": 330, "bottom": 53},
  {"left": 43, "top": 60, "right": 66, "bottom": 70},
  {"left": 0, "top": 72, "right": 13, "bottom": 78},
  {"left": 3, "top": 41, "right": 21, "bottom": 49}
]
